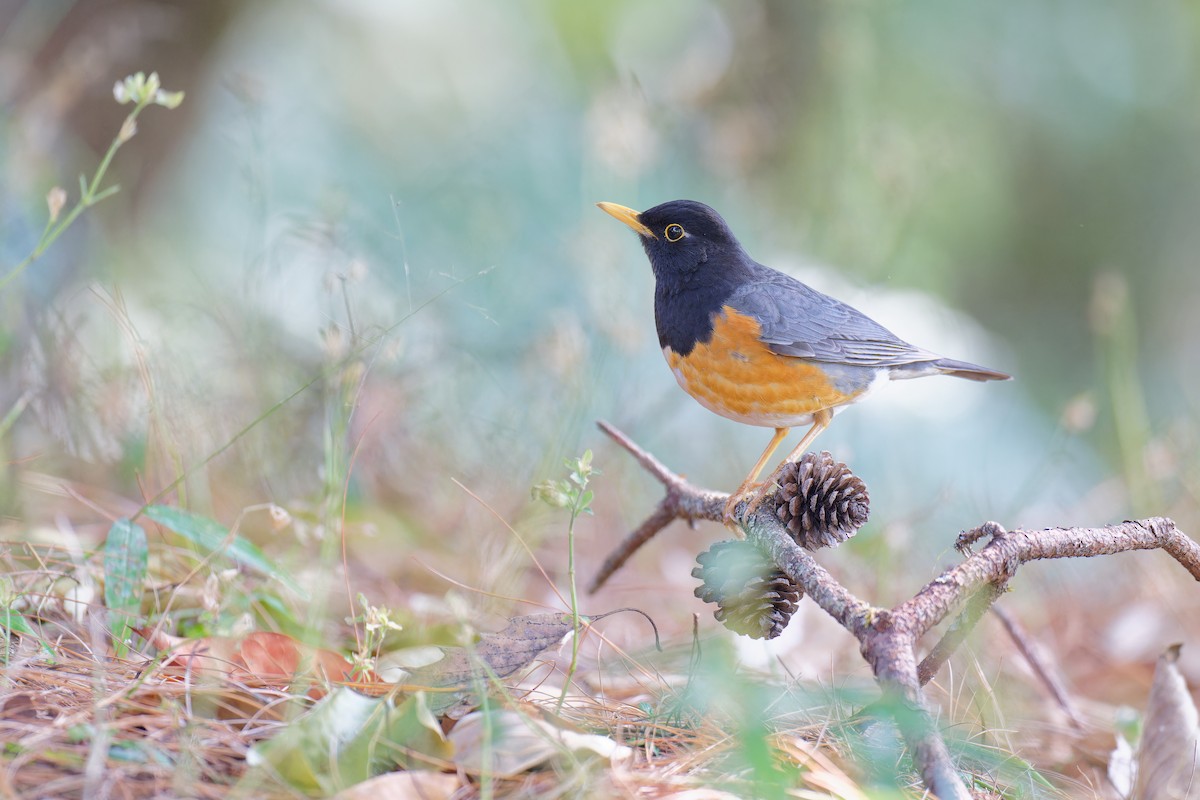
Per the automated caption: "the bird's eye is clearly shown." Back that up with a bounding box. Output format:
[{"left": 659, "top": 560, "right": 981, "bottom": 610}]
[{"left": 665, "top": 224, "right": 685, "bottom": 242}]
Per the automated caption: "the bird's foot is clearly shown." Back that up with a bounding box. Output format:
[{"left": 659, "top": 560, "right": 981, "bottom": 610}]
[
  {"left": 724, "top": 455, "right": 799, "bottom": 528},
  {"left": 722, "top": 483, "right": 762, "bottom": 531},
  {"left": 733, "top": 462, "right": 791, "bottom": 525},
  {"left": 743, "top": 476, "right": 779, "bottom": 519}
]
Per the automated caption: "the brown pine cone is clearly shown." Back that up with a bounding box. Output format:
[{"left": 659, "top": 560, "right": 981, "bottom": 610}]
[
  {"left": 774, "top": 451, "right": 869, "bottom": 549},
  {"left": 692, "top": 539, "right": 801, "bottom": 640}
]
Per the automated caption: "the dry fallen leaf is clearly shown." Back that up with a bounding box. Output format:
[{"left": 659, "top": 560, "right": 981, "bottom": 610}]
[
  {"left": 1133, "top": 643, "right": 1200, "bottom": 800},
  {"left": 448, "top": 709, "right": 633, "bottom": 777},
  {"left": 404, "top": 612, "right": 576, "bottom": 715},
  {"left": 0, "top": 692, "right": 39, "bottom": 722},
  {"left": 410, "top": 613, "right": 576, "bottom": 686},
  {"left": 374, "top": 645, "right": 446, "bottom": 682},
  {"left": 331, "top": 770, "right": 460, "bottom": 800},
  {"left": 1109, "top": 733, "right": 1136, "bottom": 798},
  {"left": 139, "top": 627, "right": 360, "bottom": 700}
]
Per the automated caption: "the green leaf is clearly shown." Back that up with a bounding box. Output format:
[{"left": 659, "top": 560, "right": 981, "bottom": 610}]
[
  {"left": 0, "top": 607, "right": 36, "bottom": 637},
  {"left": 103, "top": 519, "right": 148, "bottom": 656},
  {"left": 144, "top": 505, "right": 301, "bottom": 594},
  {"left": 0, "top": 606, "right": 56, "bottom": 662},
  {"left": 530, "top": 480, "right": 570, "bottom": 508},
  {"left": 246, "top": 688, "right": 450, "bottom": 794}
]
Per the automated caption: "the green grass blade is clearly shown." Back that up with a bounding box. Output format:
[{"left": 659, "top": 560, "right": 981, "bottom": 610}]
[
  {"left": 0, "top": 606, "right": 57, "bottom": 662},
  {"left": 144, "top": 505, "right": 301, "bottom": 594},
  {"left": 103, "top": 518, "right": 148, "bottom": 657}
]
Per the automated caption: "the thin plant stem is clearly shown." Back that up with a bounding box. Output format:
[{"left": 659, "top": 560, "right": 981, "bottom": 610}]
[
  {"left": 0, "top": 93, "right": 155, "bottom": 294},
  {"left": 0, "top": 391, "right": 33, "bottom": 441},
  {"left": 557, "top": 500, "right": 582, "bottom": 712},
  {"left": 533, "top": 451, "right": 595, "bottom": 712}
]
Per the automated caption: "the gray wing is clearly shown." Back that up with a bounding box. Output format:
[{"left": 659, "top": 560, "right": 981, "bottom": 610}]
[{"left": 726, "top": 271, "right": 938, "bottom": 367}]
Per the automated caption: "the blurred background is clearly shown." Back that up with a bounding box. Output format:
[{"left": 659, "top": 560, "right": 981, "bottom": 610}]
[{"left": 2, "top": 0, "right": 1199, "bottom": 784}]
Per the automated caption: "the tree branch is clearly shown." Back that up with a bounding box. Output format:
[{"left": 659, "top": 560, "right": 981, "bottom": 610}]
[
  {"left": 594, "top": 420, "right": 1200, "bottom": 798},
  {"left": 916, "top": 582, "right": 1006, "bottom": 687},
  {"left": 589, "top": 421, "right": 723, "bottom": 593}
]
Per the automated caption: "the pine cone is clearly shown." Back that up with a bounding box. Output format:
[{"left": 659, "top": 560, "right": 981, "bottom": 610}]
[
  {"left": 692, "top": 540, "right": 801, "bottom": 640},
  {"left": 774, "top": 451, "right": 869, "bottom": 549}
]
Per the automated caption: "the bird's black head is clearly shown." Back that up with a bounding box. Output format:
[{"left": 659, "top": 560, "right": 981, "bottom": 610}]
[
  {"left": 597, "top": 200, "right": 752, "bottom": 287},
  {"left": 598, "top": 199, "right": 757, "bottom": 355}
]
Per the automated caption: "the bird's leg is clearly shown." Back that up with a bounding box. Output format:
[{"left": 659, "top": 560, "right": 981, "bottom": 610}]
[
  {"left": 723, "top": 427, "right": 789, "bottom": 527},
  {"left": 743, "top": 409, "right": 834, "bottom": 519}
]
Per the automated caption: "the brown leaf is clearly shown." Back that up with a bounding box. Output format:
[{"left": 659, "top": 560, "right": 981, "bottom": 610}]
[
  {"left": 1133, "top": 643, "right": 1200, "bottom": 800},
  {"left": 410, "top": 613, "right": 575, "bottom": 689},
  {"left": 405, "top": 613, "right": 575, "bottom": 715},
  {"left": 139, "top": 627, "right": 359, "bottom": 700},
  {"left": 0, "top": 692, "right": 40, "bottom": 722}
]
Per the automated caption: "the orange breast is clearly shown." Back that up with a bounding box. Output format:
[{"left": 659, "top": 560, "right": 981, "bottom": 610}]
[{"left": 664, "top": 306, "right": 859, "bottom": 428}]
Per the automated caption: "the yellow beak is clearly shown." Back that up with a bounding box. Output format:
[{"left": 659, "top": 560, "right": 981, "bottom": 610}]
[{"left": 596, "top": 202, "right": 655, "bottom": 238}]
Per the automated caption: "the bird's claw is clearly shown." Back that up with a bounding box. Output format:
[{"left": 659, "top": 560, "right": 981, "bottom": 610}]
[
  {"left": 723, "top": 481, "right": 773, "bottom": 531},
  {"left": 744, "top": 481, "right": 776, "bottom": 518},
  {"left": 723, "top": 487, "right": 752, "bottom": 530},
  {"left": 724, "top": 471, "right": 786, "bottom": 531}
]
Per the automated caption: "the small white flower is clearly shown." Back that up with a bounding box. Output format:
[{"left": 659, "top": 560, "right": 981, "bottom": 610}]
[{"left": 154, "top": 89, "right": 185, "bottom": 109}]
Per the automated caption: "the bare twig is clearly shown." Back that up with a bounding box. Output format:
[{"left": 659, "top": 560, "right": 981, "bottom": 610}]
[
  {"left": 588, "top": 503, "right": 677, "bottom": 594},
  {"left": 596, "top": 421, "right": 1200, "bottom": 799},
  {"left": 916, "top": 585, "right": 1086, "bottom": 728},
  {"left": 894, "top": 518, "right": 1200, "bottom": 642},
  {"left": 596, "top": 420, "right": 684, "bottom": 488},
  {"left": 916, "top": 582, "right": 1006, "bottom": 686},
  {"left": 589, "top": 421, "right": 723, "bottom": 593},
  {"left": 991, "top": 604, "right": 1085, "bottom": 730}
]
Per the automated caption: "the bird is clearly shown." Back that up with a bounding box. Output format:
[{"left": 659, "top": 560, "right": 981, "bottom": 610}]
[{"left": 597, "top": 199, "right": 1010, "bottom": 526}]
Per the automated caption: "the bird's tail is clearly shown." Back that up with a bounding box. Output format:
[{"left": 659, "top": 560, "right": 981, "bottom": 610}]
[{"left": 927, "top": 357, "right": 1011, "bottom": 382}]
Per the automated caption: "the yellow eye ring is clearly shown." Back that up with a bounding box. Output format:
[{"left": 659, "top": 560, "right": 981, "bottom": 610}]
[{"left": 665, "top": 224, "right": 685, "bottom": 242}]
